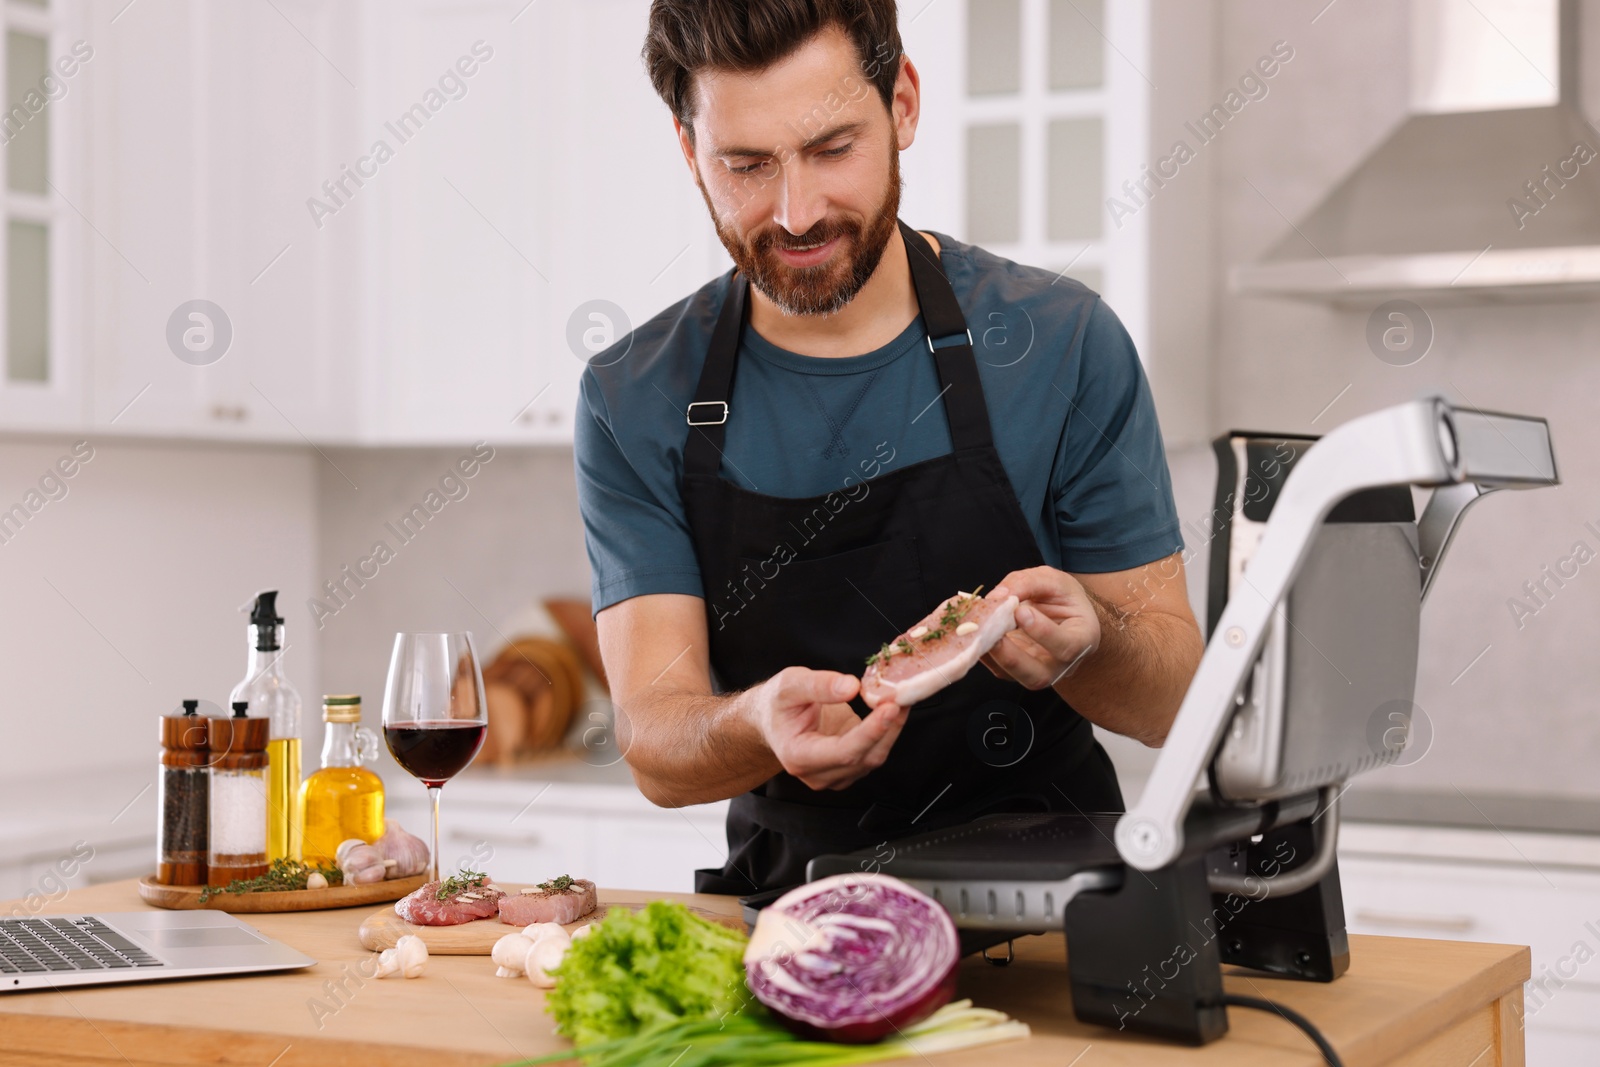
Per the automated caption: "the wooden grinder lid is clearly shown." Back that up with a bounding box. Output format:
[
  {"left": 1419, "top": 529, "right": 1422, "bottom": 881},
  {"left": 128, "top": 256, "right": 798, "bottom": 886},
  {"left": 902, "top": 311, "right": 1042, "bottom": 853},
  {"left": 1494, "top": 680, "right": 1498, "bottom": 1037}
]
[
  {"left": 160, "top": 700, "right": 210, "bottom": 750},
  {"left": 207, "top": 707, "right": 270, "bottom": 756}
]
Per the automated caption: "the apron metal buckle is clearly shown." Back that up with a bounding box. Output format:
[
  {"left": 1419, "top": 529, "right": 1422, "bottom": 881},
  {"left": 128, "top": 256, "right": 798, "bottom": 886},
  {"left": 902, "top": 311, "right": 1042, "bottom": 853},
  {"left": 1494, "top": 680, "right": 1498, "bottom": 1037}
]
[
  {"left": 686, "top": 401, "right": 730, "bottom": 426},
  {"left": 926, "top": 329, "right": 974, "bottom": 353}
]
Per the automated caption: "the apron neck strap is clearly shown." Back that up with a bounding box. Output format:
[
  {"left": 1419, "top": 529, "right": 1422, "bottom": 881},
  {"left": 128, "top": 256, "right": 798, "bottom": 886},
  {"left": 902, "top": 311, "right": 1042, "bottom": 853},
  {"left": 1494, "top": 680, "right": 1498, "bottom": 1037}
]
[
  {"left": 683, "top": 221, "right": 994, "bottom": 478},
  {"left": 899, "top": 221, "right": 995, "bottom": 453}
]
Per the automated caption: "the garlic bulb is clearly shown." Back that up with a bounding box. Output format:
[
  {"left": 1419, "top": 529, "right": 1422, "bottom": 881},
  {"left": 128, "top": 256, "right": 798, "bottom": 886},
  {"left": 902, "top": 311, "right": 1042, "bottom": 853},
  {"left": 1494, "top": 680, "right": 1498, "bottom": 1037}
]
[
  {"left": 571, "top": 923, "right": 594, "bottom": 940},
  {"left": 375, "top": 934, "right": 428, "bottom": 979},
  {"left": 337, "top": 840, "right": 387, "bottom": 885},
  {"left": 374, "top": 820, "right": 430, "bottom": 879},
  {"left": 305, "top": 871, "right": 329, "bottom": 890}
]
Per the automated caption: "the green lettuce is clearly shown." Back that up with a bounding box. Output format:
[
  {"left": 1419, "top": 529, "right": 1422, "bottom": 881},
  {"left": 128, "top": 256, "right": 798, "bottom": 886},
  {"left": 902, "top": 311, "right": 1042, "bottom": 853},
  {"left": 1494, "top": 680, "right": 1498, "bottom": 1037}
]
[{"left": 545, "top": 900, "right": 752, "bottom": 1047}]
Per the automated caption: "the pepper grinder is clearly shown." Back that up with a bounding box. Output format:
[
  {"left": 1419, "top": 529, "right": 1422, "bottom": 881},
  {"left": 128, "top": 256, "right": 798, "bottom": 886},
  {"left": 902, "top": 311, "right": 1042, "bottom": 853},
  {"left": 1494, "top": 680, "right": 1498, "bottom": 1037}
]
[{"left": 157, "top": 699, "right": 209, "bottom": 886}]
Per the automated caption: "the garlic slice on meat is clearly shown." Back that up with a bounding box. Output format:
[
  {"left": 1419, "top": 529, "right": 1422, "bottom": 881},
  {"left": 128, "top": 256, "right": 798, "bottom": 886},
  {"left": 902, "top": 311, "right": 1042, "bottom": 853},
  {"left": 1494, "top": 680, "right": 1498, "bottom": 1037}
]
[
  {"left": 375, "top": 934, "right": 428, "bottom": 979},
  {"left": 955, "top": 621, "right": 979, "bottom": 636}
]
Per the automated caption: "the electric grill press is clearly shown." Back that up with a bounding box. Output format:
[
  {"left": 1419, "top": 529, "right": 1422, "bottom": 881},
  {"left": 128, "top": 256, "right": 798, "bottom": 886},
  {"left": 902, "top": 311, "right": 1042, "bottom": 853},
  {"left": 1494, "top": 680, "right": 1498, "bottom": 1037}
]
[{"left": 809, "top": 397, "right": 1559, "bottom": 1045}]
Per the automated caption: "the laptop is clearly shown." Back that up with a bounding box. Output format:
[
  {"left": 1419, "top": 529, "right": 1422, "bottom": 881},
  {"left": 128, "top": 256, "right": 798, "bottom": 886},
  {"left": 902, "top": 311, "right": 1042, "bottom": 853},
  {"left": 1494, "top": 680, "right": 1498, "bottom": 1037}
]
[{"left": 0, "top": 911, "right": 316, "bottom": 991}]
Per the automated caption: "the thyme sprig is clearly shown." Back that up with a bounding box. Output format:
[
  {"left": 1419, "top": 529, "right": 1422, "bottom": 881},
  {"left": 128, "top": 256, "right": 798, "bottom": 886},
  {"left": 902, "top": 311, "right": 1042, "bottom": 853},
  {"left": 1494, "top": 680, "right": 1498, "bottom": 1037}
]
[
  {"left": 537, "top": 874, "right": 576, "bottom": 893},
  {"left": 864, "top": 586, "right": 986, "bottom": 668},
  {"left": 196, "top": 858, "right": 343, "bottom": 903},
  {"left": 436, "top": 868, "right": 490, "bottom": 900}
]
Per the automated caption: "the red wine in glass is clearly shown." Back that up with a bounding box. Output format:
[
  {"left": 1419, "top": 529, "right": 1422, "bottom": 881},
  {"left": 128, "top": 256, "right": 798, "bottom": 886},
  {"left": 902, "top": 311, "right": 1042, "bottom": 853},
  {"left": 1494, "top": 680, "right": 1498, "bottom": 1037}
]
[
  {"left": 382, "top": 632, "right": 487, "bottom": 881},
  {"left": 385, "top": 721, "right": 486, "bottom": 787}
]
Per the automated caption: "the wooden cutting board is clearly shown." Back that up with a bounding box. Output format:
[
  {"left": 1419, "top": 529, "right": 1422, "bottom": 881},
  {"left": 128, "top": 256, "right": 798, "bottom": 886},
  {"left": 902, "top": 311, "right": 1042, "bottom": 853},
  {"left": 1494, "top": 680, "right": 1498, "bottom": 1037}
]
[
  {"left": 138, "top": 873, "right": 428, "bottom": 913},
  {"left": 357, "top": 885, "right": 746, "bottom": 954}
]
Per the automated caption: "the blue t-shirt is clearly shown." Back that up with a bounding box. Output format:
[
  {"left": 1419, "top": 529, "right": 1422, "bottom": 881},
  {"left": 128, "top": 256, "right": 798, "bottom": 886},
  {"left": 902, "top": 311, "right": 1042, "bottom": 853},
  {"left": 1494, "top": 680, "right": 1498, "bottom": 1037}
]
[{"left": 575, "top": 233, "right": 1182, "bottom": 613}]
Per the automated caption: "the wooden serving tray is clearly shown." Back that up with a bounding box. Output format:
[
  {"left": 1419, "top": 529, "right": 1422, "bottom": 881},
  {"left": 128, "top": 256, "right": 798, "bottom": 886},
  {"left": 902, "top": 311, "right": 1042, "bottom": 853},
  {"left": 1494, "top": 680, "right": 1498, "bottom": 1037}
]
[
  {"left": 357, "top": 887, "right": 744, "bottom": 954},
  {"left": 138, "top": 873, "right": 429, "bottom": 913}
]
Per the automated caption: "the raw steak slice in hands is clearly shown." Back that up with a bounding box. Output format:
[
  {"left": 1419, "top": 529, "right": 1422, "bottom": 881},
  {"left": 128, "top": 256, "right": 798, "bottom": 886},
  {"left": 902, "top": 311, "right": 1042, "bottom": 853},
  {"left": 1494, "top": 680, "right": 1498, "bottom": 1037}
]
[
  {"left": 497, "top": 877, "right": 598, "bottom": 926},
  {"left": 861, "top": 590, "right": 1018, "bottom": 708},
  {"left": 395, "top": 876, "right": 506, "bottom": 926}
]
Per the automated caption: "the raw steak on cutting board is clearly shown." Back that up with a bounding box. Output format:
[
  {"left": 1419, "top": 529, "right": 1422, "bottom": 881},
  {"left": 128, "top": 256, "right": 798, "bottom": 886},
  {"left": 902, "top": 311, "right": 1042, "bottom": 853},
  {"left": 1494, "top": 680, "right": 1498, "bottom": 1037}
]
[
  {"left": 394, "top": 878, "right": 506, "bottom": 926},
  {"left": 861, "top": 590, "right": 1018, "bottom": 708},
  {"left": 497, "top": 878, "right": 597, "bottom": 925}
]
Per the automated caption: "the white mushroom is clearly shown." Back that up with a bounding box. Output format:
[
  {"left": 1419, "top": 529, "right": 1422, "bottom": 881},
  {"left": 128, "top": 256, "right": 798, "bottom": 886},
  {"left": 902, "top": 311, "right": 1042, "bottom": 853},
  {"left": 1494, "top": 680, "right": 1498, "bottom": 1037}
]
[
  {"left": 520, "top": 922, "right": 571, "bottom": 949},
  {"left": 492, "top": 933, "right": 538, "bottom": 978},
  {"left": 526, "top": 935, "right": 570, "bottom": 988},
  {"left": 374, "top": 934, "right": 428, "bottom": 979}
]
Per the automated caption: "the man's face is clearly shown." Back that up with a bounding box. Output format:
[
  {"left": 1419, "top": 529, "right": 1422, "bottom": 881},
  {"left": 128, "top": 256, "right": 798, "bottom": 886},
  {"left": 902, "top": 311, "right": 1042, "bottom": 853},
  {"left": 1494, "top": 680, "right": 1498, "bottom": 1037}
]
[{"left": 679, "top": 26, "right": 914, "bottom": 317}]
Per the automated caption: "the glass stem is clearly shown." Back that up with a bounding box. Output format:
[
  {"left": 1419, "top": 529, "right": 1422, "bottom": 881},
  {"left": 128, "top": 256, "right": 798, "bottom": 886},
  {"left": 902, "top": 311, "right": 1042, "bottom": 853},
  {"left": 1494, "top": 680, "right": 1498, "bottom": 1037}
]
[{"left": 427, "top": 784, "right": 442, "bottom": 883}]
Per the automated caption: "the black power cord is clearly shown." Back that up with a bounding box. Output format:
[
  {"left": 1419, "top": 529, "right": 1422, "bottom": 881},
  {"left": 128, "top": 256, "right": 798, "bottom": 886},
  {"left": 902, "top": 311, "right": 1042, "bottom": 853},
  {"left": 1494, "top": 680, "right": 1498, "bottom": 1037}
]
[{"left": 1224, "top": 993, "right": 1344, "bottom": 1066}]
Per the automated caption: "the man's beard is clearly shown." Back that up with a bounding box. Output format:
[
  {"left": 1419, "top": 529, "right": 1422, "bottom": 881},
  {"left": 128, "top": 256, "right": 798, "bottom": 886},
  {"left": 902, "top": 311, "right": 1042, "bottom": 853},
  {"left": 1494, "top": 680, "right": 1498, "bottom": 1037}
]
[{"left": 700, "top": 149, "right": 901, "bottom": 317}]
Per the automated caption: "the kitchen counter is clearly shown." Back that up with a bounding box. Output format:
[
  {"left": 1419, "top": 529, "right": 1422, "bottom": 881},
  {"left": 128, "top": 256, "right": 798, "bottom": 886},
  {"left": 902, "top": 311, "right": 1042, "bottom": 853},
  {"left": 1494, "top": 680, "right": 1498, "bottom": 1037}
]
[
  {"left": 1342, "top": 786, "right": 1600, "bottom": 837},
  {"left": 2, "top": 879, "right": 1529, "bottom": 1066}
]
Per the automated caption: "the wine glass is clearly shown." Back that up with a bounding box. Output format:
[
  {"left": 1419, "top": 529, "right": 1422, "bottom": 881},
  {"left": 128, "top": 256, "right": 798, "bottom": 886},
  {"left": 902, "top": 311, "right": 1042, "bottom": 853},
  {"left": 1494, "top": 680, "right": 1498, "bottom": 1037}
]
[{"left": 382, "top": 632, "right": 487, "bottom": 883}]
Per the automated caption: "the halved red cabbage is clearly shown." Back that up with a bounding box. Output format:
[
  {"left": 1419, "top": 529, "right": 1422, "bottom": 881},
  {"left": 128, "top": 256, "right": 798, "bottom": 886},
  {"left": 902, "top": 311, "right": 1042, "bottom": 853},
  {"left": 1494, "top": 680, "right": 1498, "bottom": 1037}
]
[{"left": 743, "top": 873, "right": 960, "bottom": 1044}]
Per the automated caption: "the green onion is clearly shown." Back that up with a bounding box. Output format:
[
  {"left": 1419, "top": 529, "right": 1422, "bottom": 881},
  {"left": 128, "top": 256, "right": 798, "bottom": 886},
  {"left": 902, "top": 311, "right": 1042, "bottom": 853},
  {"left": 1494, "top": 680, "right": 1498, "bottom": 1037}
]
[{"left": 499, "top": 1000, "right": 1029, "bottom": 1067}]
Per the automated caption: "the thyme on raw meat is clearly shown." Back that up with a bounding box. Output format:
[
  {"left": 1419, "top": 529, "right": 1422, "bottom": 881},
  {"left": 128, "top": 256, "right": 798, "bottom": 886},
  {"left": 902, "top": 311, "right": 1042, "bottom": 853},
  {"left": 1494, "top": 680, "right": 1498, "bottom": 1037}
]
[
  {"left": 864, "top": 587, "right": 987, "bottom": 666},
  {"left": 436, "top": 868, "right": 489, "bottom": 900},
  {"left": 537, "top": 874, "right": 575, "bottom": 893}
]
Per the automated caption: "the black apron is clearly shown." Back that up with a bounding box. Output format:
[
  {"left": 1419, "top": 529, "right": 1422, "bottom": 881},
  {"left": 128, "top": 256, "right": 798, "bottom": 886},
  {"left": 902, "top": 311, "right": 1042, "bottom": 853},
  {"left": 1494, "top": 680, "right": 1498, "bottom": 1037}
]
[{"left": 683, "top": 222, "right": 1123, "bottom": 894}]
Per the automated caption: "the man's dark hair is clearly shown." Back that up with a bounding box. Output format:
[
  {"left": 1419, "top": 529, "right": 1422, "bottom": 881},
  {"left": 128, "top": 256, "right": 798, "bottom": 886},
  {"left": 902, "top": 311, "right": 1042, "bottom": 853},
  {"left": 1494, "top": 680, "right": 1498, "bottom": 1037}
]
[{"left": 643, "top": 0, "right": 903, "bottom": 141}]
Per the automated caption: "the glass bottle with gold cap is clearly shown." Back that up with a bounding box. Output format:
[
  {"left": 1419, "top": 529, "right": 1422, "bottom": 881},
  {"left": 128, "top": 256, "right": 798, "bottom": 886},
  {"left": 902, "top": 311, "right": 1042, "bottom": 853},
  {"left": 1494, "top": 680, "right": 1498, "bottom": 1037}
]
[{"left": 299, "top": 694, "right": 386, "bottom": 866}]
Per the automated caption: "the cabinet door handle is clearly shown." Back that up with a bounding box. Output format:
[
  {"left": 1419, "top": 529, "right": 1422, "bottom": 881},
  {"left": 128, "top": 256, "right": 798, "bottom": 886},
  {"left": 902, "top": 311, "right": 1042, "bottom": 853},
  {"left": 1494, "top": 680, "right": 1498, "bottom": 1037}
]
[{"left": 1353, "top": 909, "right": 1477, "bottom": 932}]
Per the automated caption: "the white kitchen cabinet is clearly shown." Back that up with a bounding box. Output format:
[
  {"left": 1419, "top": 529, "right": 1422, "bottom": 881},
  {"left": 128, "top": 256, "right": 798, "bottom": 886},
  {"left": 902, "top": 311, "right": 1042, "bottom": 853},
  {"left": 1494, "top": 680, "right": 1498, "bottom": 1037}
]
[
  {"left": 356, "top": 0, "right": 722, "bottom": 446},
  {"left": 387, "top": 776, "right": 729, "bottom": 894},
  {"left": 81, "top": 0, "right": 359, "bottom": 443},
  {"left": 0, "top": 0, "right": 91, "bottom": 431},
  {"left": 1339, "top": 824, "right": 1600, "bottom": 1064},
  {"left": 57, "top": 0, "right": 722, "bottom": 447}
]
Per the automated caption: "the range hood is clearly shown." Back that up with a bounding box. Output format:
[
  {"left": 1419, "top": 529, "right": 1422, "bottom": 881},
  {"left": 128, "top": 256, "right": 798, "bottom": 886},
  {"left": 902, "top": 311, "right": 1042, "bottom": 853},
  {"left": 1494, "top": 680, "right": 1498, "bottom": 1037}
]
[{"left": 1233, "top": 0, "right": 1600, "bottom": 301}]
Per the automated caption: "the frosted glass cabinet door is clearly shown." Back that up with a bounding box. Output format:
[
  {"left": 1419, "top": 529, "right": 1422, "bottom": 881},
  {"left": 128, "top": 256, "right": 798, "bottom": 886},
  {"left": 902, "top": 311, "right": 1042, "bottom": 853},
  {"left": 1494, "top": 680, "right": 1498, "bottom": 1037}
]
[
  {"left": 7, "top": 220, "right": 47, "bottom": 385},
  {"left": 0, "top": 6, "right": 85, "bottom": 431},
  {"left": 966, "top": 123, "right": 1023, "bottom": 244},
  {"left": 967, "top": 0, "right": 1022, "bottom": 96},
  {"left": 1049, "top": 0, "right": 1105, "bottom": 90},
  {"left": 1047, "top": 116, "right": 1103, "bottom": 241}
]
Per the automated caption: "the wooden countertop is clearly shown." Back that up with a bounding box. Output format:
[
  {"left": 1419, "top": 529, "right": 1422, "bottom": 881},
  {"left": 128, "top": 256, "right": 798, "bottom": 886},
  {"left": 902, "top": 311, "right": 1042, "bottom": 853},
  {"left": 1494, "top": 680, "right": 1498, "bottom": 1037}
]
[{"left": 1, "top": 879, "right": 1528, "bottom": 1066}]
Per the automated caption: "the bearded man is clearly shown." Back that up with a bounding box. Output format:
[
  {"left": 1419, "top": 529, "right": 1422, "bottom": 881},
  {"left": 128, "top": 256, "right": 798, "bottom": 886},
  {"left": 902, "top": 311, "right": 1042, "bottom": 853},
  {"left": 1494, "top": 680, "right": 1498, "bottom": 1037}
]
[{"left": 573, "top": 0, "right": 1202, "bottom": 894}]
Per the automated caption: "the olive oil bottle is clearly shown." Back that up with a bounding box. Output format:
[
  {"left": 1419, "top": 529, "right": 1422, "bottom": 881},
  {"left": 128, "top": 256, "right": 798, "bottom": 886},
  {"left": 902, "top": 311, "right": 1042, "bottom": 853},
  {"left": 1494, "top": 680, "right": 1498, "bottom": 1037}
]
[
  {"left": 300, "top": 695, "right": 385, "bottom": 866},
  {"left": 229, "top": 591, "right": 303, "bottom": 862}
]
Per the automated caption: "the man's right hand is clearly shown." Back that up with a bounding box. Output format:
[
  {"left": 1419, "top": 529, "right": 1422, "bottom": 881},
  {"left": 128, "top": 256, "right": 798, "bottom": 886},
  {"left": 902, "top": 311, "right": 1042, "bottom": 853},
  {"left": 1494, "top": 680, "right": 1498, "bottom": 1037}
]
[{"left": 752, "top": 667, "right": 907, "bottom": 791}]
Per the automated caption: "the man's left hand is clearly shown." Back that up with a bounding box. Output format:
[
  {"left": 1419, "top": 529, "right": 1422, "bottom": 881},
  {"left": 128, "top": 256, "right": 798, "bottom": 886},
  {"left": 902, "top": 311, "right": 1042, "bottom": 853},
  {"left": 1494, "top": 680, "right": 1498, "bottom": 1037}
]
[{"left": 981, "top": 566, "right": 1102, "bottom": 690}]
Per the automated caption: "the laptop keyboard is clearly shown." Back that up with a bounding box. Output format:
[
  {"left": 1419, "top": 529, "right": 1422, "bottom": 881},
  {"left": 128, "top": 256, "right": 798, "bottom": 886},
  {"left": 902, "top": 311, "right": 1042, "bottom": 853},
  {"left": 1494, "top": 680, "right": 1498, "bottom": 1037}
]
[{"left": 0, "top": 917, "right": 163, "bottom": 974}]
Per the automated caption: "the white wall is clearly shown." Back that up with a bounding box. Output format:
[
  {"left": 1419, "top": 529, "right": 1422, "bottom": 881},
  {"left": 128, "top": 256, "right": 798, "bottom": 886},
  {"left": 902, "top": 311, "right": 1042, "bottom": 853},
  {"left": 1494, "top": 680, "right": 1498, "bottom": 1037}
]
[
  {"left": 1188, "top": 0, "right": 1600, "bottom": 797},
  {"left": 308, "top": 444, "right": 590, "bottom": 770},
  {"left": 0, "top": 435, "right": 320, "bottom": 782}
]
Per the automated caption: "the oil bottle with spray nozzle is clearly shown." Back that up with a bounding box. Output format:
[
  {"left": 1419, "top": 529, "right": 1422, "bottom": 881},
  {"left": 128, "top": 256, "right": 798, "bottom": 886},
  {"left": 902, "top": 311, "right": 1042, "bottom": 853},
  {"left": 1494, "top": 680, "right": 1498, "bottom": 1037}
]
[{"left": 229, "top": 590, "right": 303, "bottom": 862}]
